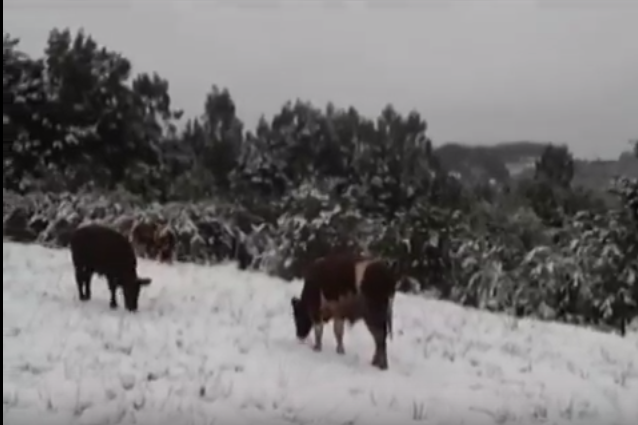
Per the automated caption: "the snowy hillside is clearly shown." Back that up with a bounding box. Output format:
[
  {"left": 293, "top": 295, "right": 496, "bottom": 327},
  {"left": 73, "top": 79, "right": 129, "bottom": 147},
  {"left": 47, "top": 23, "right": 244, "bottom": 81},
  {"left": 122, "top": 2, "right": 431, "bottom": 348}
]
[{"left": 3, "top": 241, "right": 637, "bottom": 425}]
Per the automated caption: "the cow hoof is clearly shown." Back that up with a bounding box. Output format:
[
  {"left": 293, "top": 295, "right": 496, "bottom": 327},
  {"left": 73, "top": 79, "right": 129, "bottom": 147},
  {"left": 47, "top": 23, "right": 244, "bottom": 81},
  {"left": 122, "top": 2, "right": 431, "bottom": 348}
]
[
  {"left": 109, "top": 303, "right": 117, "bottom": 310},
  {"left": 372, "top": 355, "right": 388, "bottom": 370},
  {"left": 312, "top": 345, "right": 322, "bottom": 352},
  {"left": 372, "top": 360, "right": 387, "bottom": 370},
  {"left": 336, "top": 346, "right": 345, "bottom": 355}
]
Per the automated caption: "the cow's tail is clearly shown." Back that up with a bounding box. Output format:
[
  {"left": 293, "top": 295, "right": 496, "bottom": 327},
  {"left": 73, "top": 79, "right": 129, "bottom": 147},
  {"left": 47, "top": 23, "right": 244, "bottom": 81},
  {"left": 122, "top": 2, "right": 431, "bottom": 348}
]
[{"left": 385, "top": 294, "right": 394, "bottom": 339}]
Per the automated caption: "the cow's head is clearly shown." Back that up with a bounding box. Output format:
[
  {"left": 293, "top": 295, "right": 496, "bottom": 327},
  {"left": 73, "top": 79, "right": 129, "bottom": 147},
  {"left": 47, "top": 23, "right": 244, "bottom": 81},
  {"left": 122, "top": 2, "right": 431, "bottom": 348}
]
[
  {"left": 291, "top": 296, "right": 312, "bottom": 340},
  {"left": 122, "top": 276, "right": 152, "bottom": 312}
]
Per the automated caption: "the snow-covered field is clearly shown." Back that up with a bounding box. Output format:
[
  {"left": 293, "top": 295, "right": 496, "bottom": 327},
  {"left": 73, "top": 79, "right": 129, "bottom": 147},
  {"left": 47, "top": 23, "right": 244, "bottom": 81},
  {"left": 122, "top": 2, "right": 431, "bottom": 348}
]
[{"left": 3, "top": 241, "right": 637, "bottom": 425}]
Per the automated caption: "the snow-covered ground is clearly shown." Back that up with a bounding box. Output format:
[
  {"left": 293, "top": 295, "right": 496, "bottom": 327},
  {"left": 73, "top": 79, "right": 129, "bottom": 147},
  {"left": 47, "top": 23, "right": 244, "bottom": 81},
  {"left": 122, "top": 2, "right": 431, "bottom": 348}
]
[{"left": 3, "top": 241, "right": 637, "bottom": 425}]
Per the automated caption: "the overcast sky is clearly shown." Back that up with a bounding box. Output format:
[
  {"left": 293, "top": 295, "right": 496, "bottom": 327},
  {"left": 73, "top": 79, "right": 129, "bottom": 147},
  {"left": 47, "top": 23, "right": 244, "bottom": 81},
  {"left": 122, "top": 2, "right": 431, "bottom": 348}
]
[{"left": 4, "top": 0, "right": 637, "bottom": 159}]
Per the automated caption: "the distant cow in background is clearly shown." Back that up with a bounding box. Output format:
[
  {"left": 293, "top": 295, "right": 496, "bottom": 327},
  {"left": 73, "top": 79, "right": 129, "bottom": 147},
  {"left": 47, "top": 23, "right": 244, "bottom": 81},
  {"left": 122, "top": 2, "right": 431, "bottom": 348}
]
[
  {"left": 70, "top": 223, "right": 152, "bottom": 312},
  {"left": 129, "top": 220, "right": 160, "bottom": 258},
  {"left": 290, "top": 253, "right": 397, "bottom": 370},
  {"left": 129, "top": 219, "right": 176, "bottom": 263},
  {"left": 154, "top": 225, "right": 176, "bottom": 263}
]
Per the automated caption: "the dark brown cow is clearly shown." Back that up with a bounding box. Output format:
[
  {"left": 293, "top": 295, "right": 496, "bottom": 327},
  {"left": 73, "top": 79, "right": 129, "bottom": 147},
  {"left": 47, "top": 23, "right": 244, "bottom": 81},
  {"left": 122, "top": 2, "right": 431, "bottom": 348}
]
[
  {"left": 70, "top": 223, "right": 152, "bottom": 312},
  {"left": 290, "top": 253, "right": 396, "bottom": 370}
]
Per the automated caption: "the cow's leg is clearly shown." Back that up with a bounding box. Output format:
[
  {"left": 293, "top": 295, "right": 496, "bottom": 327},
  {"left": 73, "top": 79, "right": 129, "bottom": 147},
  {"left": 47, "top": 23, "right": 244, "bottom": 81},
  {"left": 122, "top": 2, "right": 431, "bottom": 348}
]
[
  {"left": 387, "top": 295, "right": 394, "bottom": 339},
  {"left": 74, "top": 268, "right": 85, "bottom": 300},
  {"left": 160, "top": 247, "right": 172, "bottom": 264},
  {"left": 304, "top": 296, "right": 323, "bottom": 352},
  {"left": 140, "top": 237, "right": 153, "bottom": 259},
  {"left": 167, "top": 248, "right": 174, "bottom": 264},
  {"left": 152, "top": 246, "right": 160, "bottom": 262},
  {"left": 363, "top": 302, "right": 389, "bottom": 370},
  {"left": 107, "top": 279, "right": 118, "bottom": 309},
  {"left": 308, "top": 308, "right": 324, "bottom": 352},
  {"left": 619, "top": 316, "right": 626, "bottom": 337},
  {"left": 75, "top": 268, "right": 91, "bottom": 301},
  {"left": 312, "top": 321, "right": 323, "bottom": 351},
  {"left": 365, "top": 319, "right": 388, "bottom": 369},
  {"left": 129, "top": 232, "right": 141, "bottom": 256},
  {"left": 84, "top": 271, "right": 93, "bottom": 301},
  {"left": 333, "top": 318, "right": 345, "bottom": 354}
]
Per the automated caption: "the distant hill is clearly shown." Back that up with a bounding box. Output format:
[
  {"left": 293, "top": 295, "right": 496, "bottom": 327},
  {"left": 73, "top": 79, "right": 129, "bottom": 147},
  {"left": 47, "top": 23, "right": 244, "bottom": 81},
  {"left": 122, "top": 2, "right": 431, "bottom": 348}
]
[
  {"left": 573, "top": 153, "right": 638, "bottom": 193},
  {"left": 434, "top": 141, "right": 547, "bottom": 184},
  {"left": 434, "top": 141, "right": 637, "bottom": 194}
]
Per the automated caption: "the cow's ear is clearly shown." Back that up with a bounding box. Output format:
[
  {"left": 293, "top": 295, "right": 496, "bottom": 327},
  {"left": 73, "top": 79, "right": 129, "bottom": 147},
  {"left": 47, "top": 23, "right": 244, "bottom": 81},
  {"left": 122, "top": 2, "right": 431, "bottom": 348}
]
[{"left": 137, "top": 277, "right": 152, "bottom": 286}]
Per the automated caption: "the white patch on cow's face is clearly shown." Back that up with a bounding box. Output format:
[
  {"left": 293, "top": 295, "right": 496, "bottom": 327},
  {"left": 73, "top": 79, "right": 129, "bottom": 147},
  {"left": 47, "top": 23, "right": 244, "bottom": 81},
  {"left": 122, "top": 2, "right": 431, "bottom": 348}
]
[{"left": 354, "top": 260, "right": 373, "bottom": 290}]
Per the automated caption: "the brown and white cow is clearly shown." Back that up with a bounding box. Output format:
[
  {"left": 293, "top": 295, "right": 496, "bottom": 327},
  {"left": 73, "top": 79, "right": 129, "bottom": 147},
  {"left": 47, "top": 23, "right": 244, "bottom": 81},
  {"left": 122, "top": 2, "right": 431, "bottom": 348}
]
[{"left": 290, "top": 253, "right": 396, "bottom": 370}]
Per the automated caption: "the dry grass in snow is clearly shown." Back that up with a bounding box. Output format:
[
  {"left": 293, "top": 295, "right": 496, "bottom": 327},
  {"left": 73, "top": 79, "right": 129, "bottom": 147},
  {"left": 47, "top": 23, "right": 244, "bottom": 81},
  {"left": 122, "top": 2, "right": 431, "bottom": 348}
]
[{"left": 3, "top": 241, "right": 637, "bottom": 424}]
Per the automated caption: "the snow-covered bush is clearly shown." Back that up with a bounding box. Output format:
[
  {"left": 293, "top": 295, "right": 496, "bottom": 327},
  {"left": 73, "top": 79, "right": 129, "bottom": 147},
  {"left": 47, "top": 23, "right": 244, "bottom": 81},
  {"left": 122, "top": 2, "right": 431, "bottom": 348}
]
[
  {"left": 3, "top": 183, "right": 637, "bottom": 335},
  {"left": 2, "top": 190, "right": 267, "bottom": 267}
]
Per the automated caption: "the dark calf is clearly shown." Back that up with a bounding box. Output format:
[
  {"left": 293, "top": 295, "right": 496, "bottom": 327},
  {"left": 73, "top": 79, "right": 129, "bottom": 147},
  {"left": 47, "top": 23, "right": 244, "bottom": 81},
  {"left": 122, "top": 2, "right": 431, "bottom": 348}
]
[
  {"left": 291, "top": 254, "right": 396, "bottom": 370},
  {"left": 70, "top": 223, "right": 152, "bottom": 312}
]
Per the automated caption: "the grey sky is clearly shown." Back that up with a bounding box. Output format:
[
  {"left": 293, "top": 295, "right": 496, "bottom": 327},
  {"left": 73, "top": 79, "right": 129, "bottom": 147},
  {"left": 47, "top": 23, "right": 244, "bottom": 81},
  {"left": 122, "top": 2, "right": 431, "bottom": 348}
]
[{"left": 4, "top": 0, "right": 637, "bottom": 159}]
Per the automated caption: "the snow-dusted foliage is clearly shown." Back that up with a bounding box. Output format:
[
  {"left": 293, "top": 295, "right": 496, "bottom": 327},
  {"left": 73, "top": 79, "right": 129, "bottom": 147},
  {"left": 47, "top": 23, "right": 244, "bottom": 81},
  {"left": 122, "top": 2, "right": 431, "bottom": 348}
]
[
  {"left": 4, "top": 28, "right": 637, "bottom": 336},
  {"left": 4, "top": 184, "right": 637, "bottom": 336}
]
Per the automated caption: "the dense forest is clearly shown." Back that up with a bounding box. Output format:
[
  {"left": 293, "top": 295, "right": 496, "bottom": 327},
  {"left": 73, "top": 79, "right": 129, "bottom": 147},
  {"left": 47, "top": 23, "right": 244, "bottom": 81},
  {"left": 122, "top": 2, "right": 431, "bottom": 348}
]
[{"left": 4, "top": 29, "right": 637, "bottom": 335}]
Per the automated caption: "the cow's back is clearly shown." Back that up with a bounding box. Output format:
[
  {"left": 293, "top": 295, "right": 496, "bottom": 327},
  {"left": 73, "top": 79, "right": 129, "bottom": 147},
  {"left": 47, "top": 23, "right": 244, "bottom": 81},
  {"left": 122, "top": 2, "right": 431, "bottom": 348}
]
[
  {"left": 70, "top": 224, "right": 136, "bottom": 277},
  {"left": 303, "top": 253, "right": 363, "bottom": 302},
  {"left": 359, "top": 260, "right": 395, "bottom": 303}
]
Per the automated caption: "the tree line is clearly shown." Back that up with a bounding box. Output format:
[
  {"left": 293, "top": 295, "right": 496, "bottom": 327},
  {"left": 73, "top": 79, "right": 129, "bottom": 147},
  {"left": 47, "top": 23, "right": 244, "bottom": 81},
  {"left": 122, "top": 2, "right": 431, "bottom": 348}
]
[{"left": 4, "top": 28, "right": 637, "bottom": 334}]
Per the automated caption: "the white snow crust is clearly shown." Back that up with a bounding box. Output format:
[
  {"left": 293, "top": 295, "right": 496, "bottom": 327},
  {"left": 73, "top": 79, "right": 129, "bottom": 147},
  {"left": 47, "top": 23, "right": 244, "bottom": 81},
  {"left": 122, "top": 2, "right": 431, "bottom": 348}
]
[{"left": 3, "top": 241, "right": 637, "bottom": 424}]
